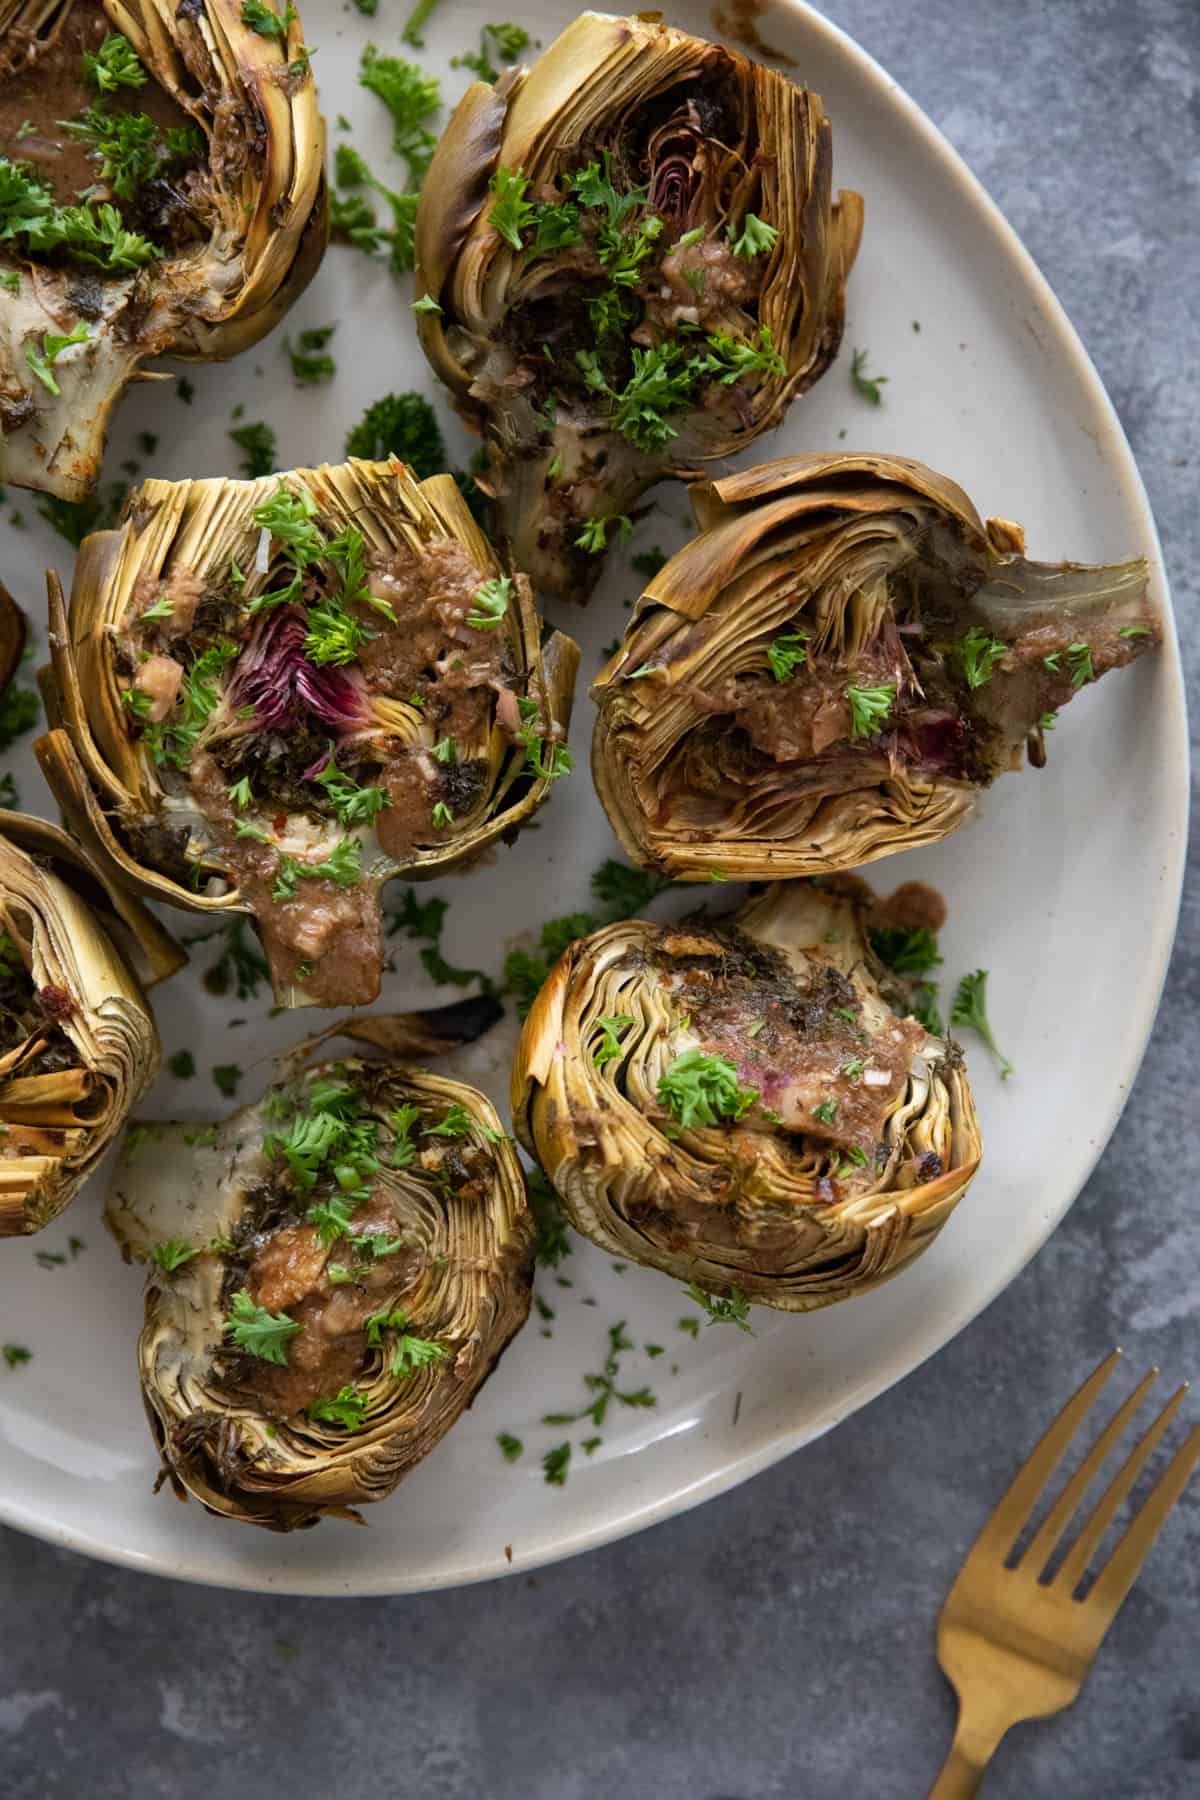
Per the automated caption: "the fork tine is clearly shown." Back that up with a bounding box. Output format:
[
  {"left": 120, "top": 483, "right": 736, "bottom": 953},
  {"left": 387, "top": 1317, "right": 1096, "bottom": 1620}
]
[
  {"left": 1084, "top": 1424, "right": 1200, "bottom": 1623},
  {"left": 1019, "top": 1366, "right": 1159, "bottom": 1576},
  {"left": 973, "top": 1349, "right": 1122, "bottom": 1557},
  {"left": 1056, "top": 1383, "right": 1189, "bottom": 1590}
]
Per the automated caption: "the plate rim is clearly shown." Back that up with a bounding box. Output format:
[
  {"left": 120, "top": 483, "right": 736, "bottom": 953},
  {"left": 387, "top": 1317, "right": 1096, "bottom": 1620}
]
[{"left": 0, "top": 0, "right": 1187, "bottom": 1594}]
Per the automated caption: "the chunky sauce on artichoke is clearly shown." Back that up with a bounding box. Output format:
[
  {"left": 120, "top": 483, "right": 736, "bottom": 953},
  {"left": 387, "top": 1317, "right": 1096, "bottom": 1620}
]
[{"left": 654, "top": 919, "right": 927, "bottom": 1175}]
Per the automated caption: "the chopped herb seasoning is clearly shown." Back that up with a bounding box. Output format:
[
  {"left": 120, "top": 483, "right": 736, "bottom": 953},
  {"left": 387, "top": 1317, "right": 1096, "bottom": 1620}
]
[
  {"left": 683, "top": 1281, "right": 754, "bottom": 1333},
  {"left": 950, "top": 969, "right": 1013, "bottom": 1080},
  {"left": 850, "top": 347, "right": 887, "bottom": 405}
]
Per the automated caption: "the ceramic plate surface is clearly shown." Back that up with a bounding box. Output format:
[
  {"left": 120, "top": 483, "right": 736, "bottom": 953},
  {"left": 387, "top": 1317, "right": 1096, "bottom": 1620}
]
[{"left": 0, "top": 0, "right": 1185, "bottom": 1593}]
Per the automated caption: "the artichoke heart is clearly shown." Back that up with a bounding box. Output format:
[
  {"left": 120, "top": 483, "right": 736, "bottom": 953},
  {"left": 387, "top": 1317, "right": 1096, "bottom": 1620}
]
[
  {"left": 106, "top": 1054, "right": 535, "bottom": 1530},
  {"left": 414, "top": 11, "right": 862, "bottom": 601},
  {"left": 36, "top": 457, "right": 580, "bottom": 1008},
  {"left": 0, "top": 807, "right": 171, "bottom": 1237},
  {"left": 511, "top": 877, "right": 982, "bottom": 1313},
  {"left": 0, "top": 0, "right": 326, "bottom": 500},
  {"left": 591, "top": 452, "right": 1161, "bottom": 880}
]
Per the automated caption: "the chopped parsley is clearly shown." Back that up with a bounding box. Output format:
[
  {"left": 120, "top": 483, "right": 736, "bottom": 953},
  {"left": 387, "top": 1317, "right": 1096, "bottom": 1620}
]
[
  {"left": 227, "top": 417, "right": 278, "bottom": 482},
  {"left": 590, "top": 859, "right": 672, "bottom": 914},
  {"left": 302, "top": 596, "right": 374, "bottom": 667},
  {"left": 240, "top": 0, "right": 296, "bottom": 39},
  {"left": 345, "top": 391, "right": 446, "bottom": 478},
  {"left": 950, "top": 970, "right": 1013, "bottom": 1080},
  {"left": 528, "top": 1165, "right": 572, "bottom": 1266},
  {"left": 729, "top": 212, "right": 778, "bottom": 258},
  {"left": 0, "top": 161, "right": 158, "bottom": 273},
  {"left": 211, "top": 1064, "right": 242, "bottom": 1098},
  {"left": 151, "top": 1239, "right": 198, "bottom": 1273},
  {"left": 426, "top": 1103, "right": 472, "bottom": 1138},
  {"left": 25, "top": 324, "right": 90, "bottom": 396},
  {"left": 869, "top": 926, "right": 942, "bottom": 976},
  {"left": 951, "top": 625, "right": 1007, "bottom": 690},
  {"left": 272, "top": 836, "right": 362, "bottom": 901},
  {"left": 62, "top": 105, "right": 162, "bottom": 199},
  {"left": 189, "top": 917, "right": 269, "bottom": 999},
  {"left": 284, "top": 325, "right": 337, "bottom": 385},
  {"left": 813, "top": 1100, "right": 838, "bottom": 1125},
  {"left": 497, "top": 1431, "right": 524, "bottom": 1462},
  {"left": 846, "top": 682, "right": 895, "bottom": 739},
  {"left": 657, "top": 1050, "right": 759, "bottom": 1130},
  {"left": 592, "top": 1013, "right": 635, "bottom": 1069},
  {"left": 3, "top": 1345, "right": 31, "bottom": 1370},
  {"left": 683, "top": 1281, "right": 754, "bottom": 1333},
  {"left": 543, "top": 1442, "right": 571, "bottom": 1486},
  {"left": 359, "top": 45, "right": 440, "bottom": 185},
  {"left": 630, "top": 548, "right": 668, "bottom": 582},
  {"left": 332, "top": 143, "right": 418, "bottom": 272},
  {"left": 225, "top": 1290, "right": 300, "bottom": 1364},
  {"left": 577, "top": 330, "right": 785, "bottom": 454},
  {"left": 452, "top": 22, "right": 530, "bottom": 82},
  {"left": 850, "top": 348, "right": 888, "bottom": 405},
  {"left": 385, "top": 887, "right": 493, "bottom": 991},
  {"left": 167, "top": 1050, "right": 195, "bottom": 1079},
  {"left": 364, "top": 1308, "right": 449, "bottom": 1378},
  {"left": 489, "top": 165, "right": 537, "bottom": 249},
  {"left": 311, "top": 750, "right": 391, "bottom": 827},
  {"left": 141, "top": 641, "right": 238, "bottom": 768},
  {"left": 0, "top": 685, "right": 40, "bottom": 752},
  {"left": 83, "top": 32, "right": 147, "bottom": 91},
  {"left": 307, "top": 1386, "right": 369, "bottom": 1430},
  {"left": 767, "top": 630, "right": 809, "bottom": 682},
  {"left": 1066, "top": 641, "right": 1094, "bottom": 688},
  {"left": 575, "top": 512, "right": 632, "bottom": 555},
  {"left": 467, "top": 575, "right": 511, "bottom": 630},
  {"left": 264, "top": 1075, "right": 381, "bottom": 1199}
]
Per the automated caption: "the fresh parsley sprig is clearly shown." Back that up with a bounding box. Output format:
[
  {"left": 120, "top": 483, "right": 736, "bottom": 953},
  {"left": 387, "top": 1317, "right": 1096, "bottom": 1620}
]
[
  {"left": 225, "top": 1290, "right": 301, "bottom": 1364},
  {"left": 657, "top": 1050, "right": 759, "bottom": 1131},
  {"left": 950, "top": 970, "right": 1013, "bottom": 1079},
  {"left": 683, "top": 1281, "right": 754, "bottom": 1333}
]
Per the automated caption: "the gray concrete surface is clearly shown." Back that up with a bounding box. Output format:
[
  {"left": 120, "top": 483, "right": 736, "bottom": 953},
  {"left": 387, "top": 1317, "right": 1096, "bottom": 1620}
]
[{"left": 2, "top": 0, "right": 1197, "bottom": 1794}]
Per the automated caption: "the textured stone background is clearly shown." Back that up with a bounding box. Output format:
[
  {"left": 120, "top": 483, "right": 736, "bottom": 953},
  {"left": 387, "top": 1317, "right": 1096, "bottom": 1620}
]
[{"left": 2, "top": 0, "right": 1197, "bottom": 1795}]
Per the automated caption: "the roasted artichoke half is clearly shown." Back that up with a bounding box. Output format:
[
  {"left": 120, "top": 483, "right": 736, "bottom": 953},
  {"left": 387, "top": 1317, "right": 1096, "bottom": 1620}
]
[
  {"left": 512, "top": 878, "right": 981, "bottom": 1312},
  {"left": 106, "top": 1052, "right": 534, "bottom": 1530},
  {"left": 37, "top": 458, "right": 579, "bottom": 1007},
  {"left": 0, "top": 807, "right": 174, "bottom": 1236},
  {"left": 592, "top": 453, "right": 1161, "bottom": 879},
  {"left": 415, "top": 11, "right": 862, "bottom": 601},
  {"left": 0, "top": 0, "right": 325, "bottom": 499}
]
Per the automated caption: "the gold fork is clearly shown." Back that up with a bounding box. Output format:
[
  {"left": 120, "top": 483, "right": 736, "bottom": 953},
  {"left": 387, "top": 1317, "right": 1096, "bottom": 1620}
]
[{"left": 928, "top": 1348, "right": 1200, "bottom": 1797}]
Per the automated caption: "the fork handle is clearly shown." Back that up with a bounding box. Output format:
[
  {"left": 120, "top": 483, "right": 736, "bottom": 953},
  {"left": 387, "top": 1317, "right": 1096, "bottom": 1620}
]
[{"left": 927, "top": 1711, "right": 1007, "bottom": 1798}]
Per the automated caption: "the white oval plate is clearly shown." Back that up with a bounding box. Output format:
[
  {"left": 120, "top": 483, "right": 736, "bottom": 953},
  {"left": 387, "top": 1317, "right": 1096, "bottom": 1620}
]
[{"left": 0, "top": 0, "right": 1185, "bottom": 1594}]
